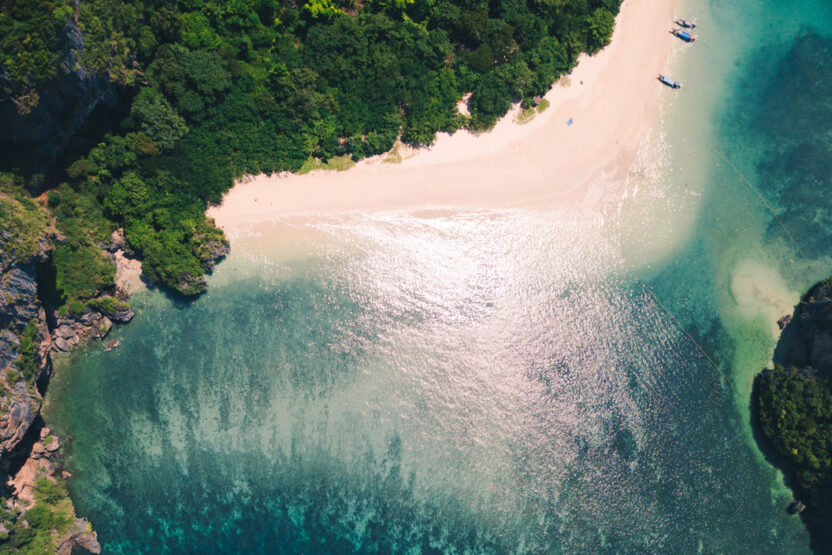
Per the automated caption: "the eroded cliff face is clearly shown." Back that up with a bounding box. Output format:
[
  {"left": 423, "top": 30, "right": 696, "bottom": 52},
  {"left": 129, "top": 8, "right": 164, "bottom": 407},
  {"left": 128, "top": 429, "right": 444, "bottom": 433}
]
[
  {"left": 0, "top": 19, "right": 117, "bottom": 183},
  {"left": 775, "top": 279, "right": 832, "bottom": 373},
  {"left": 0, "top": 201, "right": 102, "bottom": 552},
  {"left": 0, "top": 231, "right": 52, "bottom": 457},
  {"left": 795, "top": 281, "right": 832, "bottom": 372}
]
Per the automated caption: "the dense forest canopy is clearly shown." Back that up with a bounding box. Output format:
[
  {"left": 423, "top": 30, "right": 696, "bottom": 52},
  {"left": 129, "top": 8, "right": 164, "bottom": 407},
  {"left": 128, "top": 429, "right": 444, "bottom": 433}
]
[
  {"left": 756, "top": 366, "right": 832, "bottom": 515},
  {"left": 1, "top": 0, "right": 620, "bottom": 303}
]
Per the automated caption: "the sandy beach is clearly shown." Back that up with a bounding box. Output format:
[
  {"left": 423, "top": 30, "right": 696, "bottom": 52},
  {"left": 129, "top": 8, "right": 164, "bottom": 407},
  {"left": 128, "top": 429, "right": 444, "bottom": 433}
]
[{"left": 209, "top": 0, "right": 677, "bottom": 230}]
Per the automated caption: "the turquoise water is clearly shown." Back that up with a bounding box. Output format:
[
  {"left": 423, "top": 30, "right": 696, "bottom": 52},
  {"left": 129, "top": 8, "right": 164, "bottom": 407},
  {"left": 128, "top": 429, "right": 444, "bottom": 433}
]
[{"left": 45, "top": 0, "right": 832, "bottom": 552}]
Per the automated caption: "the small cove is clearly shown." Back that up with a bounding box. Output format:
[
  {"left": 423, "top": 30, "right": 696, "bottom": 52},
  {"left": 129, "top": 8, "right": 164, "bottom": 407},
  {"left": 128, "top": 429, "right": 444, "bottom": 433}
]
[{"left": 44, "top": 0, "right": 832, "bottom": 551}]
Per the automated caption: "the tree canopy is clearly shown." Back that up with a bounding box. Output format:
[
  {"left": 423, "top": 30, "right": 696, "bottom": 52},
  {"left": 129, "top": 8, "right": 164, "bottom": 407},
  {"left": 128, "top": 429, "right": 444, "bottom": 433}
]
[{"left": 756, "top": 365, "right": 832, "bottom": 515}]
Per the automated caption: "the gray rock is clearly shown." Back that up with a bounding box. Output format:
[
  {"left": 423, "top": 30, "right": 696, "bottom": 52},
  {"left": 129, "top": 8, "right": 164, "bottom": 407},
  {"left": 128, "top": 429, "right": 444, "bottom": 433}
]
[
  {"left": 0, "top": 330, "right": 20, "bottom": 371},
  {"left": 0, "top": 265, "right": 39, "bottom": 332},
  {"left": 57, "top": 518, "right": 101, "bottom": 555},
  {"left": 782, "top": 280, "right": 832, "bottom": 375},
  {"left": 44, "top": 436, "right": 59, "bottom": 452},
  {"left": 53, "top": 337, "right": 70, "bottom": 352},
  {"left": 97, "top": 317, "right": 112, "bottom": 338},
  {"left": 105, "top": 229, "right": 126, "bottom": 253},
  {"left": 79, "top": 312, "right": 95, "bottom": 324},
  {"left": 31, "top": 441, "right": 46, "bottom": 457},
  {"left": 0, "top": 227, "right": 49, "bottom": 456},
  {"left": 55, "top": 324, "right": 74, "bottom": 339},
  {"left": 0, "top": 398, "right": 36, "bottom": 455},
  {"left": 111, "top": 307, "right": 135, "bottom": 323},
  {"left": 200, "top": 235, "right": 231, "bottom": 273}
]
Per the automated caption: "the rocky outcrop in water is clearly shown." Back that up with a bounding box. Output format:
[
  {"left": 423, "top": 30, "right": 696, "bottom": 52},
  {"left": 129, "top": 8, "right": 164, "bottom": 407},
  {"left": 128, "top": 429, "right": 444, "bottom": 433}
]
[
  {"left": 774, "top": 278, "right": 832, "bottom": 373},
  {"left": 757, "top": 278, "right": 832, "bottom": 552},
  {"left": 794, "top": 281, "right": 832, "bottom": 372},
  {"left": 57, "top": 518, "right": 102, "bottom": 555},
  {"left": 174, "top": 229, "right": 230, "bottom": 295},
  {"left": 6, "top": 424, "right": 101, "bottom": 554},
  {"left": 200, "top": 236, "right": 231, "bottom": 274}
]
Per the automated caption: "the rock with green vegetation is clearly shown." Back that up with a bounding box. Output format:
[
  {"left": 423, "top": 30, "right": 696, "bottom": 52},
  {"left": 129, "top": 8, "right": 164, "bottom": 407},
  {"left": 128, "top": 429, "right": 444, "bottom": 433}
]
[
  {"left": 754, "top": 277, "right": 832, "bottom": 524},
  {"left": 0, "top": 182, "right": 55, "bottom": 455},
  {"left": 84, "top": 296, "right": 133, "bottom": 323},
  {"left": 0, "top": 11, "right": 118, "bottom": 175},
  {"left": 756, "top": 366, "right": 832, "bottom": 514},
  {"left": 794, "top": 279, "right": 832, "bottom": 372},
  {"left": 0, "top": 177, "right": 99, "bottom": 553},
  {"left": 2, "top": 432, "right": 101, "bottom": 554}
]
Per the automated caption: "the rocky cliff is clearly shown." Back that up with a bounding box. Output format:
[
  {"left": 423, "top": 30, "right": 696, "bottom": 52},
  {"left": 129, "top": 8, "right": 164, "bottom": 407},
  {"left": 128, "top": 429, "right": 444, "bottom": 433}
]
[
  {"left": 0, "top": 19, "right": 117, "bottom": 186},
  {"left": 757, "top": 277, "right": 832, "bottom": 552},
  {"left": 0, "top": 191, "right": 102, "bottom": 552},
  {"left": 0, "top": 201, "right": 55, "bottom": 457},
  {"left": 774, "top": 278, "right": 832, "bottom": 373}
]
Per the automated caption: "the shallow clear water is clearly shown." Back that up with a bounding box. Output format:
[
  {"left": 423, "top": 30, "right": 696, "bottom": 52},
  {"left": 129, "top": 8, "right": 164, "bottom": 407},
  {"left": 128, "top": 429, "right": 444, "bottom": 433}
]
[{"left": 44, "top": 0, "right": 832, "bottom": 552}]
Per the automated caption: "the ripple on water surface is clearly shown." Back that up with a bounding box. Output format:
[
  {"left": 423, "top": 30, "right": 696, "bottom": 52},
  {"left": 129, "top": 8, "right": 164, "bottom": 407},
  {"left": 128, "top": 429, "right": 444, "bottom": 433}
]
[{"left": 46, "top": 211, "right": 809, "bottom": 553}]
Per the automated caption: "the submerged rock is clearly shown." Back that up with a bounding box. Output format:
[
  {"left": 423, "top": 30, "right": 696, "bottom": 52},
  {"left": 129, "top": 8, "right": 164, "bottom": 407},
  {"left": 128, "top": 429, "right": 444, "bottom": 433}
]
[{"left": 104, "top": 338, "right": 121, "bottom": 352}]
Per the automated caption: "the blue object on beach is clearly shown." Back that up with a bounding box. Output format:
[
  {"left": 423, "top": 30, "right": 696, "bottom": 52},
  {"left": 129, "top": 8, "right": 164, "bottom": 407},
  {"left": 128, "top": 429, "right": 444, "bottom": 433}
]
[
  {"left": 674, "top": 30, "right": 696, "bottom": 42},
  {"left": 567, "top": 118, "right": 573, "bottom": 126}
]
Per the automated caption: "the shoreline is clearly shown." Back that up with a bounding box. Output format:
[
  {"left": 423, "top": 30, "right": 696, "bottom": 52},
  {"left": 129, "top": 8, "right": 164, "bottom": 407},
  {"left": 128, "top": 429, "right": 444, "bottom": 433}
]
[{"left": 209, "top": 0, "right": 677, "bottom": 232}]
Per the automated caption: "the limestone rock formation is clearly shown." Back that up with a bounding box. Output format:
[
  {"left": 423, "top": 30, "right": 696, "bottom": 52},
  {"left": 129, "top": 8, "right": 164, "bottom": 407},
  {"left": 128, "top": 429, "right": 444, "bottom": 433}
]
[
  {"left": 57, "top": 518, "right": 102, "bottom": 555},
  {"left": 49, "top": 309, "right": 114, "bottom": 353},
  {"left": 790, "top": 280, "right": 832, "bottom": 373},
  {"left": 0, "top": 20, "right": 117, "bottom": 183},
  {"left": 0, "top": 200, "right": 103, "bottom": 551},
  {"left": 0, "top": 226, "right": 51, "bottom": 456}
]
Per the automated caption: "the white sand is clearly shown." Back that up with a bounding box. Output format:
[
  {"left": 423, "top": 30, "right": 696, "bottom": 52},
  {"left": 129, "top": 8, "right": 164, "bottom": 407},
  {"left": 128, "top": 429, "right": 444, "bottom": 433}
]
[
  {"left": 209, "top": 0, "right": 677, "bottom": 230},
  {"left": 114, "top": 249, "right": 145, "bottom": 295},
  {"left": 730, "top": 259, "right": 800, "bottom": 339}
]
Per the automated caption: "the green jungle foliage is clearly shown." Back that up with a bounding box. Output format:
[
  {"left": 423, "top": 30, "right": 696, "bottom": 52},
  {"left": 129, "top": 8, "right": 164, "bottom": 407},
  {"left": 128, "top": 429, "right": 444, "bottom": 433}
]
[
  {"left": 16, "top": 320, "right": 39, "bottom": 383},
  {"left": 48, "top": 183, "right": 116, "bottom": 310},
  {"left": 0, "top": 175, "right": 51, "bottom": 264},
  {"left": 0, "top": 478, "right": 75, "bottom": 554},
  {"left": 0, "top": 0, "right": 72, "bottom": 113},
  {"left": 756, "top": 365, "right": 832, "bottom": 515},
  {"left": 2, "top": 0, "right": 621, "bottom": 295},
  {"left": 85, "top": 295, "right": 130, "bottom": 316}
]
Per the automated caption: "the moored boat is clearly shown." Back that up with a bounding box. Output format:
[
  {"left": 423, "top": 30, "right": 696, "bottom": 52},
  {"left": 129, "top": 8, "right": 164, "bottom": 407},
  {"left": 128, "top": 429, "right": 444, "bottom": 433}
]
[
  {"left": 676, "top": 19, "right": 696, "bottom": 28},
  {"left": 673, "top": 29, "right": 696, "bottom": 42},
  {"left": 658, "top": 75, "right": 681, "bottom": 89}
]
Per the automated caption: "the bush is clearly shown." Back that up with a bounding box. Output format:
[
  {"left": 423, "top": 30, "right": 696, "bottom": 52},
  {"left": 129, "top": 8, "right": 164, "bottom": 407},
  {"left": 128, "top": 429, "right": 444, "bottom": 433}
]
[
  {"left": 4, "top": 478, "right": 74, "bottom": 553},
  {"left": 5, "top": 369, "right": 21, "bottom": 385},
  {"left": 16, "top": 320, "right": 39, "bottom": 383},
  {"left": 86, "top": 296, "right": 130, "bottom": 316},
  {"left": 46, "top": 191, "right": 61, "bottom": 207}
]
